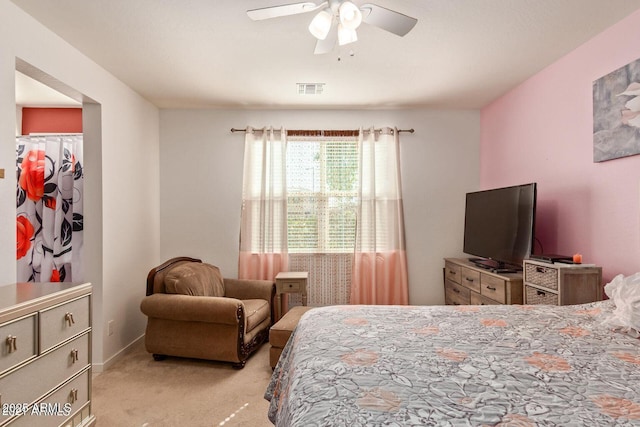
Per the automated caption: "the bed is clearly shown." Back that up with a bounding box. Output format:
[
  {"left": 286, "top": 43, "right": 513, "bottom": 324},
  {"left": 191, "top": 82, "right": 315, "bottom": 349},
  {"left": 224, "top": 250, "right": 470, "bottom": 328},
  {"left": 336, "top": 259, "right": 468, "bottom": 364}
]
[{"left": 265, "top": 301, "right": 640, "bottom": 426}]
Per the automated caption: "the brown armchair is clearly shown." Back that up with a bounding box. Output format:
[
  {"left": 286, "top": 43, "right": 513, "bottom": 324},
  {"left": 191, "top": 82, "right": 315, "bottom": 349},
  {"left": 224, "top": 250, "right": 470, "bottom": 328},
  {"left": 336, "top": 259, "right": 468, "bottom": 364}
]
[{"left": 140, "top": 257, "right": 275, "bottom": 368}]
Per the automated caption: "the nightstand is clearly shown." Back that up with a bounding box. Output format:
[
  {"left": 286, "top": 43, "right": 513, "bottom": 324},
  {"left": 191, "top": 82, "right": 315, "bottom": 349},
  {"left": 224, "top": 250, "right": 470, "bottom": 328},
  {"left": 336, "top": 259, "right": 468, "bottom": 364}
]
[{"left": 275, "top": 271, "right": 308, "bottom": 321}]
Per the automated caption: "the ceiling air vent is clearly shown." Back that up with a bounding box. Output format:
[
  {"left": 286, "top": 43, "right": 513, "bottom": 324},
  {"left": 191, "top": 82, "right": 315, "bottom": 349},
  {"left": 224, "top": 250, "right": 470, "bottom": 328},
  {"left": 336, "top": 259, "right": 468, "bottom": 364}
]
[{"left": 297, "top": 83, "right": 324, "bottom": 95}]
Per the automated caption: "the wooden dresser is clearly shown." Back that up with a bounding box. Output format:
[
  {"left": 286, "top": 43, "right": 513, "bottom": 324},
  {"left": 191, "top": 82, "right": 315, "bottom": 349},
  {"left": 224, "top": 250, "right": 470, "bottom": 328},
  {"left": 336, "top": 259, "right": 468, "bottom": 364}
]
[
  {"left": 523, "top": 260, "right": 602, "bottom": 305},
  {"left": 444, "top": 258, "right": 523, "bottom": 305},
  {"left": 0, "top": 282, "right": 95, "bottom": 427}
]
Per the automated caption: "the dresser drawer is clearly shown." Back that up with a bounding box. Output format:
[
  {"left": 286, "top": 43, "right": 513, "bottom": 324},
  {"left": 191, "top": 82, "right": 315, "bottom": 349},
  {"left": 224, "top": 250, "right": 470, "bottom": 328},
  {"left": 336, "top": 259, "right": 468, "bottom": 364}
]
[
  {"left": 524, "top": 263, "right": 558, "bottom": 291},
  {"left": 480, "top": 274, "right": 507, "bottom": 304},
  {"left": 277, "top": 281, "right": 302, "bottom": 293},
  {"left": 460, "top": 268, "right": 481, "bottom": 293},
  {"left": 10, "top": 369, "right": 90, "bottom": 427},
  {"left": 525, "top": 285, "right": 559, "bottom": 305},
  {"left": 0, "top": 332, "right": 89, "bottom": 421},
  {"left": 470, "top": 292, "right": 500, "bottom": 305},
  {"left": 39, "top": 296, "right": 90, "bottom": 352},
  {"left": 0, "top": 314, "right": 36, "bottom": 375},
  {"left": 445, "top": 280, "right": 470, "bottom": 305},
  {"left": 444, "top": 262, "right": 461, "bottom": 285}
]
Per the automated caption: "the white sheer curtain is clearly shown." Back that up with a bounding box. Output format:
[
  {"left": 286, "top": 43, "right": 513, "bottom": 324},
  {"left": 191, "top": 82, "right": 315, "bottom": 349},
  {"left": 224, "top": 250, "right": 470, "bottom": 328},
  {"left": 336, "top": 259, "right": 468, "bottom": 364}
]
[
  {"left": 238, "top": 127, "right": 289, "bottom": 280},
  {"left": 351, "top": 127, "right": 409, "bottom": 304},
  {"left": 16, "top": 135, "right": 84, "bottom": 282}
]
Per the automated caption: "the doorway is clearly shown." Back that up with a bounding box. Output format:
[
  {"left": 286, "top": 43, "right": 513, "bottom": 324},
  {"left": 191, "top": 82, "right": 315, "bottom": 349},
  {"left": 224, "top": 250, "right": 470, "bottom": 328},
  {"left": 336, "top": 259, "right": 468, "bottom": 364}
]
[
  {"left": 14, "top": 58, "right": 104, "bottom": 364},
  {"left": 16, "top": 69, "right": 84, "bottom": 282}
]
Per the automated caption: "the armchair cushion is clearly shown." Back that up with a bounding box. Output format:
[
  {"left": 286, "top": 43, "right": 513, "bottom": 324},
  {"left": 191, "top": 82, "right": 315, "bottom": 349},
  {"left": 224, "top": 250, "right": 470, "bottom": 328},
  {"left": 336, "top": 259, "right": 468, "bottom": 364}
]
[
  {"left": 164, "top": 263, "right": 225, "bottom": 297},
  {"left": 140, "top": 295, "right": 270, "bottom": 333},
  {"left": 244, "top": 299, "right": 271, "bottom": 332},
  {"left": 140, "top": 294, "right": 242, "bottom": 325}
]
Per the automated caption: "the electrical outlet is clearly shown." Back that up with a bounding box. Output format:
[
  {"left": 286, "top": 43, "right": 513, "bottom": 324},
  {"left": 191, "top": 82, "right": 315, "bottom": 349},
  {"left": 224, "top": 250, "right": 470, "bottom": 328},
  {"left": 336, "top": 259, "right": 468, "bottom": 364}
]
[{"left": 108, "top": 320, "right": 114, "bottom": 336}]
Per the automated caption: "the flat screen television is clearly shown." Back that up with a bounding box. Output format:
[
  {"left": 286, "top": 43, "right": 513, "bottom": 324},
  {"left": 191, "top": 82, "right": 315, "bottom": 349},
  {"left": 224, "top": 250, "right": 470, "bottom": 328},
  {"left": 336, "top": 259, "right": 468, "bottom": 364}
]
[{"left": 463, "top": 183, "right": 537, "bottom": 272}]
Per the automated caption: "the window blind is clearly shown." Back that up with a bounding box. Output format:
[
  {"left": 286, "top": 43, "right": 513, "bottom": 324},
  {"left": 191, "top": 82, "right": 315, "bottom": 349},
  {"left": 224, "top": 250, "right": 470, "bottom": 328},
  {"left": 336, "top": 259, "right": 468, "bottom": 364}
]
[{"left": 286, "top": 138, "right": 358, "bottom": 254}]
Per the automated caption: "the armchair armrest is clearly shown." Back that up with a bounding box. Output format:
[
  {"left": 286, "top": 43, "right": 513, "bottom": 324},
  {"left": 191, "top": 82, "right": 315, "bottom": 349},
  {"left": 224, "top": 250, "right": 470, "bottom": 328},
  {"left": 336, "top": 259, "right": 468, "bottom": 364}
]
[
  {"left": 224, "top": 278, "right": 275, "bottom": 303},
  {"left": 140, "top": 294, "right": 243, "bottom": 325}
]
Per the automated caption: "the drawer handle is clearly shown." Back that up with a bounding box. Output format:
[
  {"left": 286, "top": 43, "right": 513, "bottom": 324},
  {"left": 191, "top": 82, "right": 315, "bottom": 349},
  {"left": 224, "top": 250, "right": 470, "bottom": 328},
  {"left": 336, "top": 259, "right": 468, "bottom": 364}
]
[
  {"left": 65, "top": 312, "right": 75, "bottom": 327},
  {"left": 453, "top": 288, "right": 460, "bottom": 293},
  {"left": 486, "top": 286, "right": 496, "bottom": 291},
  {"left": 5, "top": 335, "right": 17, "bottom": 353},
  {"left": 448, "top": 270, "right": 456, "bottom": 275},
  {"left": 465, "top": 278, "right": 475, "bottom": 283},
  {"left": 71, "top": 349, "right": 79, "bottom": 363},
  {"left": 69, "top": 388, "right": 78, "bottom": 404},
  {"left": 537, "top": 290, "right": 546, "bottom": 297},
  {"left": 536, "top": 267, "right": 546, "bottom": 273}
]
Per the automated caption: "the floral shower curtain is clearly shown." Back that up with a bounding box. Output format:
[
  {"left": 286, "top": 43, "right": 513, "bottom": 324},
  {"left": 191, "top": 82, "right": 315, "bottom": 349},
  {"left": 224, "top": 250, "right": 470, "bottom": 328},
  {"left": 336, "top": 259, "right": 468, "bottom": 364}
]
[{"left": 16, "top": 135, "right": 84, "bottom": 282}]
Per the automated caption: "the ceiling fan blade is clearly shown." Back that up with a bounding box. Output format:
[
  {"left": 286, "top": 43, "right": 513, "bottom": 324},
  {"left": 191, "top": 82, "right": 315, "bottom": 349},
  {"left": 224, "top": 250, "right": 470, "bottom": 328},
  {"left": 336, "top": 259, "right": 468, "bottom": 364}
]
[
  {"left": 314, "top": 19, "right": 338, "bottom": 54},
  {"left": 247, "top": 2, "right": 325, "bottom": 21},
  {"left": 360, "top": 3, "right": 418, "bottom": 37}
]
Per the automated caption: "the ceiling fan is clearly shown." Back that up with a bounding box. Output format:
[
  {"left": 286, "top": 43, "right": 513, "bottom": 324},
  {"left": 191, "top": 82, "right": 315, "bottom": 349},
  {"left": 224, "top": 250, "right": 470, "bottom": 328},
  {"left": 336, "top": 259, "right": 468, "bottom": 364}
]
[{"left": 247, "top": 0, "right": 418, "bottom": 54}]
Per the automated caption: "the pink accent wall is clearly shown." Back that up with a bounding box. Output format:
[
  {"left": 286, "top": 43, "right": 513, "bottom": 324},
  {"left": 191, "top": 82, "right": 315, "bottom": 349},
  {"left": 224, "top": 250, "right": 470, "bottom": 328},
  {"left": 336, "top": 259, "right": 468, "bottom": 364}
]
[{"left": 481, "top": 9, "right": 640, "bottom": 282}]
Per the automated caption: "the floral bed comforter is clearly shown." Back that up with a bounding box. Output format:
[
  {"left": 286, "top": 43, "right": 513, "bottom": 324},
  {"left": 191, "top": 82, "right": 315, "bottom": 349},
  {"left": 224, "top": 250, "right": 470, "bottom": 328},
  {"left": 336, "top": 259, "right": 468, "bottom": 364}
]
[{"left": 265, "top": 302, "right": 640, "bottom": 426}]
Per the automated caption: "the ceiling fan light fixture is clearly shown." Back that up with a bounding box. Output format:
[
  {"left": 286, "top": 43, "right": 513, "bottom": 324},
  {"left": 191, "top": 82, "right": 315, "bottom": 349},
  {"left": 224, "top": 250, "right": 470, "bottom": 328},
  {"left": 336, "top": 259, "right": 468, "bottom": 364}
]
[
  {"left": 337, "top": 23, "right": 357, "bottom": 46},
  {"left": 247, "top": 1, "right": 418, "bottom": 55},
  {"left": 338, "top": 1, "right": 362, "bottom": 30},
  {"left": 308, "top": 8, "right": 333, "bottom": 40}
]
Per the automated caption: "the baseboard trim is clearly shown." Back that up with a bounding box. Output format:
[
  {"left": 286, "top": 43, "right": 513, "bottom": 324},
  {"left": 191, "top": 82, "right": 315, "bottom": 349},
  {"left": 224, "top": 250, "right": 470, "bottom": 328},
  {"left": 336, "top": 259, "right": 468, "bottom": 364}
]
[{"left": 92, "top": 334, "right": 145, "bottom": 373}]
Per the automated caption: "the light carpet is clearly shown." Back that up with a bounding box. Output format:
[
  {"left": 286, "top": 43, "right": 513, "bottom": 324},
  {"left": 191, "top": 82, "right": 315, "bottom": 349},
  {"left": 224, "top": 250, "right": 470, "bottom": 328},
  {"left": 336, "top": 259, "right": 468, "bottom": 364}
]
[{"left": 91, "top": 340, "right": 273, "bottom": 426}]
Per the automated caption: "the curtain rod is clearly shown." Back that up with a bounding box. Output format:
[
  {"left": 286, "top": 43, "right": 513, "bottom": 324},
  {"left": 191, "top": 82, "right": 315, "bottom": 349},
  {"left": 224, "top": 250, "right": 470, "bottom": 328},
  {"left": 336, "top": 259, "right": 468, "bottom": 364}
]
[{"left": 230, "top": 128, "right": 414, "bottom": 134}]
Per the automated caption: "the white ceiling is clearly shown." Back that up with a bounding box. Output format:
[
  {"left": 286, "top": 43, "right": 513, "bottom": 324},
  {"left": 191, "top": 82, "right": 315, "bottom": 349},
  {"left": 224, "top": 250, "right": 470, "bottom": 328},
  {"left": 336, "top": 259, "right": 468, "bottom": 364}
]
[{"left": 11, "top": 0, "right": 640, "bottom": 109}]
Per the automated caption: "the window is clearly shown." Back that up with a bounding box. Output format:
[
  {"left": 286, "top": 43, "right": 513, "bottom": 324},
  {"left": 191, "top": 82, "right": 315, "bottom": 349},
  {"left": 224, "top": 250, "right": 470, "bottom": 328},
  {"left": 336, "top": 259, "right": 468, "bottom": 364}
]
[{"left": 286, "top": 138, "right": 358, "bottom": 254}]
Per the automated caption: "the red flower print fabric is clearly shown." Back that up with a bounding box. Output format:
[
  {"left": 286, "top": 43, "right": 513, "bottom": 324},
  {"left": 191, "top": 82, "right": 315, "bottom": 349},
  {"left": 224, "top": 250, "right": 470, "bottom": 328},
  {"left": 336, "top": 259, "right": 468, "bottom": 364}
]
[
  {"left": 16, "top": 216, "right": 34, "bottom": 259},
  {"left": 16, "top": 136, "right": 84, "bottom": 283},
  {"left": 18, "top": 149, "right": 46, "bottom": 201}
]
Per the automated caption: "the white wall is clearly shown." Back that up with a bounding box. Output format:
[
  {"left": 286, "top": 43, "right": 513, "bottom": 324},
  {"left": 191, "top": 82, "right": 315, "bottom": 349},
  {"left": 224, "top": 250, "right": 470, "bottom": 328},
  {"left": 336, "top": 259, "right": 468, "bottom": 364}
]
[
  {"left": 15, "top": 105, "right": 21, "bottom": 135},
  {"left": 0, "top": 1, "right": 161, "bottom": 368},
  {"left": 160, "top": 109, "right": 480, "bottom": 305}
]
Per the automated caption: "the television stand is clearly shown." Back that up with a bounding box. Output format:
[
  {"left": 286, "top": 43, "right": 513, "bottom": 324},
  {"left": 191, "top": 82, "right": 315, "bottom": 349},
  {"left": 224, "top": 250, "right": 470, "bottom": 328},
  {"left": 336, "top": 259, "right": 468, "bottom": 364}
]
[{"left": 443, "top": 258, "right": 524, "bottom": 305}]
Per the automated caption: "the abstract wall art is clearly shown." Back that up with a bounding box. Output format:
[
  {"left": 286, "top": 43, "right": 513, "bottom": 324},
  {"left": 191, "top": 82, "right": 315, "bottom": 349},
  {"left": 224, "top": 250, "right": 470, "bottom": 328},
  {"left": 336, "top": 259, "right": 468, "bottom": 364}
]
[{"left": 593, "top": 57, "right": 640, "bottom": 162}]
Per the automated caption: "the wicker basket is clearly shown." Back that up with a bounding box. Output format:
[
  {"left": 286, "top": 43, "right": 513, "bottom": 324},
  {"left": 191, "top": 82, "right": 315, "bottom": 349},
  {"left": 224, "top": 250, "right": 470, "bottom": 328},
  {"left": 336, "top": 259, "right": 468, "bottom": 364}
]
[
  {"left": 524, "top": 263, "right": 559, "bottom": 290},
  {"left": 525, "top": 286, "right": 558, "bottom": 305}
]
